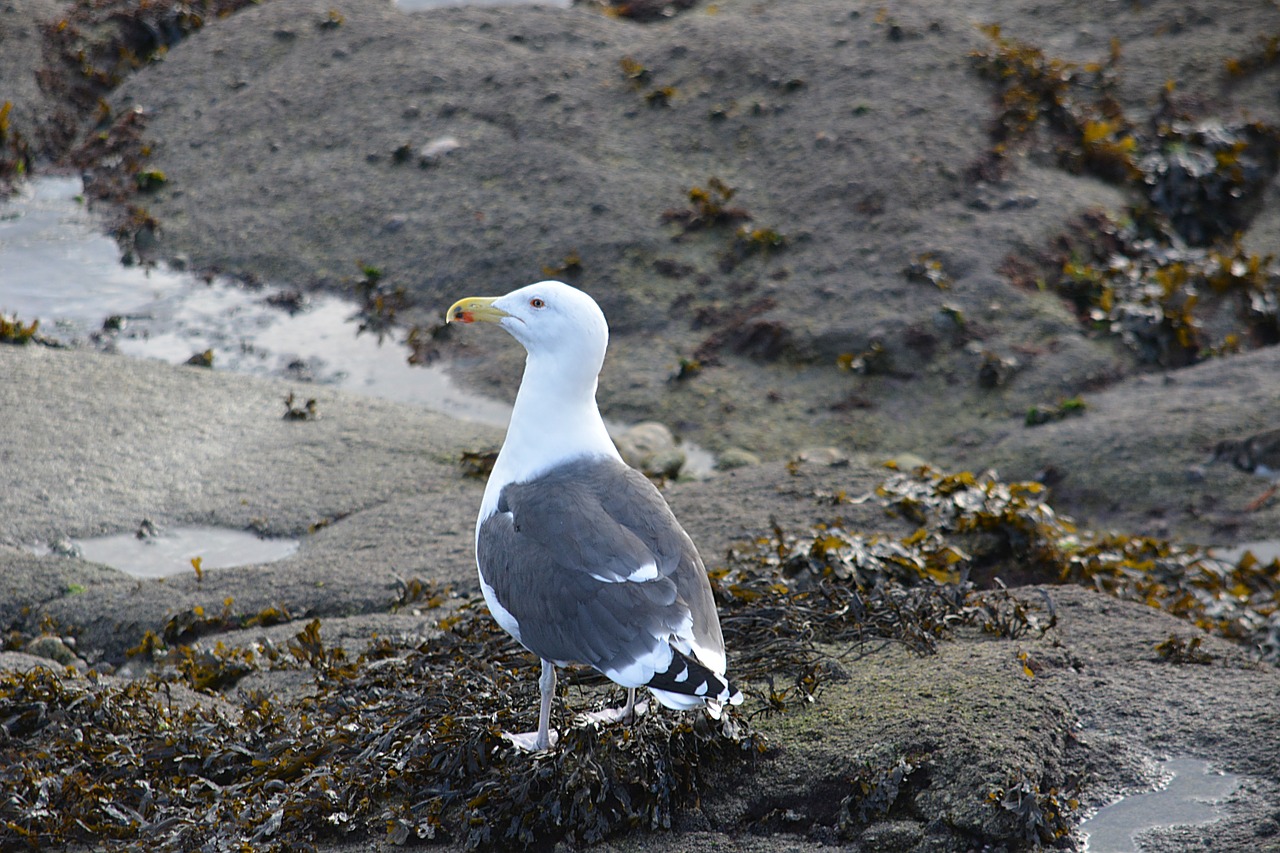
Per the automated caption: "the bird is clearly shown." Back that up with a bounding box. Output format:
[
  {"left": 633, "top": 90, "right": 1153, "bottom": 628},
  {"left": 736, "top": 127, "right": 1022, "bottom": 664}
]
[{"left": 446, "top": 280, "right": 742, "bottom": 750}]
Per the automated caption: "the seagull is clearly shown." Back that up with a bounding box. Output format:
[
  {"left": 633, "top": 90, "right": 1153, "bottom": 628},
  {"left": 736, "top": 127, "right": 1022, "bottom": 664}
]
[{"left": 446, "top": 280, "right": 742, "bottom": 750}]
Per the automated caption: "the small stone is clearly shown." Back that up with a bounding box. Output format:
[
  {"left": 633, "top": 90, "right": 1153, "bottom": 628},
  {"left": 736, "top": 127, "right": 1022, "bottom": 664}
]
[
  {"left": 419, "top": 136, "right": 461, "bottom": 167},
  {"left": 614, "top": 422, "right": 686, "bottom": 478},
  {"left": 794, "top": 447, "right": 849, "bottom": 467},
  {"left": 48, "top": 537, "right": 82, "bottom": 558},
  {"left": 717, "top": 447, "right": 761, "bottom": 470},
  {"left": 647, "top": 449, "right": 686, "bottom": 479},
  {"left": 25, "top": 636, "right": 83, "bottom": 668},
  {"left": 884, "top": 452, "right": 931, "bottom": 471}
]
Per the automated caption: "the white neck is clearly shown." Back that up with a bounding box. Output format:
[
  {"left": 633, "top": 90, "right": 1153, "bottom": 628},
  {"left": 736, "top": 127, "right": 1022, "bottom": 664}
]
[{"left": 479, "top": 351, "right": 621, "bottom": 519}]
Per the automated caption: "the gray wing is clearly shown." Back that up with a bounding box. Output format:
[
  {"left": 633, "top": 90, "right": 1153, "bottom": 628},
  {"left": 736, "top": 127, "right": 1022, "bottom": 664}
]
[{"left": 477, "top": 457, "right": 726, "bottom": 688}]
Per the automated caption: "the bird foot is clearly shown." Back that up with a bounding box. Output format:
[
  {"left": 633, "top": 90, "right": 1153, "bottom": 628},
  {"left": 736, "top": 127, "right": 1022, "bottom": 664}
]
[
  {"left": 502, "top": 729, "right": 559, "bottom": 751},
  {"left": 575, "top": 700, "right": 649, "bottom": 727}
]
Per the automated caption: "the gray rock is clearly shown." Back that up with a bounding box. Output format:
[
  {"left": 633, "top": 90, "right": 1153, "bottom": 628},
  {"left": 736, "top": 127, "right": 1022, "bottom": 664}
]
[
  {"left": 3, "top": 0, "right": 1280, "bottom": 847},
  {"left": 23, "top": 636, "right": 86, "bottom": 670},
  {"left": 715, "top": 447, "right": 760, "bottom": 470},
  {"left": 614, "top": 421, "right": 686, "bottom": 478}
]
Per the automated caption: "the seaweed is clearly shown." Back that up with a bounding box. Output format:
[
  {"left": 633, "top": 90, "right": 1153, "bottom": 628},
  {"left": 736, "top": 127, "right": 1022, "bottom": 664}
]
[
  {"left": 0, "top": 101, "right": 32, "bottom": 192},
  {"left": 0, "top": 314, "right": 41, "bottom": 345},
  {"left": 977, "top": 350, "right": 1017, "bottom": 388},
  {"left": 1030, "top": 210, "right": 1280, "bottom": 367},
  {"left": 975, "top": 27, "right": 1280, "bottom": 369},
  {"left": 540, "top": 249, "right": 583, "bottom": 281},
  {"left": 662, "top": 177, "right": 751, "bottom": 232},
  {"left": 873, "top": 466, "right": 1280, "bottom": 660},
  {"left": 969, "top": 24, "right": 1119, "bottom": 179},
  {"left": 988, "top": 773, "right": 1079, "bottom": 845},
  {"left": 618, "top": 55, "right": 677, "bottom": 105},
  {"left": 404, "top": 320, "right": 452, "bottom": 366},
  {"left": 184, "top": 348, "right": 214, "bottom": 367},
  {"left": 459, "top": 449, "right": 499, "bottom": 479},
  {"left": 1154, "top": 633, "right": 1213, "bottom": 664},
  {"left": 352, "top": 264, "right": 411, "bottom": 343},
  {"left": 837, "top": 341, "right": 895, "bottom": 376},
  {"left": 618, "top": 56, "right": 651, "bottom": 86},
  {"left": 134, "top": 168, "right": 167, "bottom": 191},
  {"left": 667, "top": 356, "right": 702, "bottom": 382},
  {"left": 837, "top": 754, "right": 930, "bottom": 834},
  {"left": 282, "top": 392, "right": 318, "bottom": 421},
  {"left": 0, "top": 608, "right": 761, "bottom": 850},
  {"left": 38, "top": 0, "right": 260, "bottom": 158},
  {"left": 903, "top": 254, "right": 952, "bottom": 289},
  {"left": 317, "top": 8, "right": 344, "bottom": 29},
  {"left": 1024, "top": 396, "right": 1086, "bottom": 427},
  {"left": 644, "top": 86, "right": 676, "bottom": 107},
  {"left": 592, "top": 0, "right": 701, "bottom": 23},
  {"left": 157, "top": 598, "right": 293, "bottom": 648}
]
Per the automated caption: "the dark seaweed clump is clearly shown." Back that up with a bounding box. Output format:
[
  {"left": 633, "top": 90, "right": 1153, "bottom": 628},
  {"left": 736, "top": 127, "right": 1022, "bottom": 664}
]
[
  {"left": 1, "top": 610, "right": 760, "bottom": 851},
  {"left": 39, "top": 0, "right": 261, "bottom": 158},
  {"left": 1043, "top": 212, "right": 1280, "bottom": 367},
  {"left": 715, "top": 504, "right": 1051, "bottom": 704},
  {"left": 871, "top": 466, "right": 1280, "bottom": 661},
  {"left": 972, "top": 27, "right": 1280, "bottom": 369}
]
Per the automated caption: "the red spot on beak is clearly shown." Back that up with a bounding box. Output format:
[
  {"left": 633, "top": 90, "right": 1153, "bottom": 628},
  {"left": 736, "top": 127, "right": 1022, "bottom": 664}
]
[{"left": 455, "top": 310, "right": 474, "bottom": 324}]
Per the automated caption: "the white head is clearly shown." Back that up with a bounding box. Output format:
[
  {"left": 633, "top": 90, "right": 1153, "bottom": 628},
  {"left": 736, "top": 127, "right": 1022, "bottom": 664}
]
[
  {"left": 447, "top": 280, "right": 610, "bottom": 382},
  {"left": 449, "top": 280, "right": 622, "bottom": 504}
]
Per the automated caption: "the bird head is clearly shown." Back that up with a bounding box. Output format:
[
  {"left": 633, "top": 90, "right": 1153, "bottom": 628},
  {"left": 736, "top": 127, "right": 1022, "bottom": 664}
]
[{"left": 447, "top": 280, "right": 610, "bottom": 374}]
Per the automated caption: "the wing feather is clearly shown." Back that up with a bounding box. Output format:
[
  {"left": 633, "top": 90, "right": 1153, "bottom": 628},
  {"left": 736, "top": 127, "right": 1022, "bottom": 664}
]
[{"left": 477, "top": 458, "right": 729, "bottom": 698}]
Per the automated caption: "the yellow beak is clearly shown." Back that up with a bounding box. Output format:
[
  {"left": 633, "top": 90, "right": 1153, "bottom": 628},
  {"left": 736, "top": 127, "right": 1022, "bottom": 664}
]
[{"left": 446, "top": 296, "right": 509, "bottom": 325}]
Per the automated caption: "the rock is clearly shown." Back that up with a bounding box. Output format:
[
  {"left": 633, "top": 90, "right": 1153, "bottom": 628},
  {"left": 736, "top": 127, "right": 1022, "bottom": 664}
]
[
  {"left": 614, "top": 421, "right": 687, "bottom": 478},
  {"left": 24, "top": 636, "right": 85, "bottom": 670},
  {"left": 716, "top": 447, "right": 760, "bottom": 470},
  {"left": 0, "top": 651, "right": 71, "bottom": 674},
  {"left": 47, "top": 537, "right": 82, "bottom": 558},
  {"left": 418, "top": 135, "right": 460, "bottom": 167},
  {"left": 0, "top": 347, "right": 1277, "bottom": 850},
  {"left": 3, "top": 0, "right": 1280, "bottom": 847},
  {"left": 793, "top": 447, "right": 849, "bottom": 467}
]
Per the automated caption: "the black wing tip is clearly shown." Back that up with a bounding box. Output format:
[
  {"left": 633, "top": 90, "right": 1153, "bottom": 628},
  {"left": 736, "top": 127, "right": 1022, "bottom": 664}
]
[{"left": 645, "top": 649, "right": 740, "bottom": 705}]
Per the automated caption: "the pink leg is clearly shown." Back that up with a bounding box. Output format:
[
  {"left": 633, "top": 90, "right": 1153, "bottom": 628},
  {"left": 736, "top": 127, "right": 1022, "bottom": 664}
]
[
  {"left": 504, "top": 659, "right": 559, "bottom": 751},
  {"left": 576, "top": 687, "right": 650, "bottom": 726}
]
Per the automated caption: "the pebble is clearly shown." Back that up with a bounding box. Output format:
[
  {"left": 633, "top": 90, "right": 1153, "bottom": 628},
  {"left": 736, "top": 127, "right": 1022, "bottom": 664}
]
[
  {"left": 24, "top": 636, "right": 87, "bottom": 671},
  {"left": 717, "top": 447, "right": 761, "bottom": 470},
  {"left": 614, "top": 421, "right": 686, "bottom": 478}
]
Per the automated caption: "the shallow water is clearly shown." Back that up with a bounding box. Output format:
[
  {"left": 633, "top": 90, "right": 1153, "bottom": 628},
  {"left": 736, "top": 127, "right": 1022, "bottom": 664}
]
[
  {"left": 0, "top": 177, "right": 722, "bottom": 470},
  {"left": 1079, "top": 757, "right": 1240, "bottom": 852},
  {"left": 1208, "top": 539, "right": 1280, "bottom": 565},
  {"left": 33, "top": 526, "right": 299, "bottom": 579},
  {"left": 0, "top": 175, "right": 510, "bottom": 426}
]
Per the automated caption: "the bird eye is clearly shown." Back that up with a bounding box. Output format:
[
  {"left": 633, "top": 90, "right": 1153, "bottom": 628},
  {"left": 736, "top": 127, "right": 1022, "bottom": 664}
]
[{"left": 530, "top": 298, "right": 546, "bottom": 309}]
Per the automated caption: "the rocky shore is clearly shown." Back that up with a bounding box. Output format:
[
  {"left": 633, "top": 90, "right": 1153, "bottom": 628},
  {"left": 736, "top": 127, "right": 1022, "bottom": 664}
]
[{"left": 3, "top": 0, "right": 1280, "bottom": 849}]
